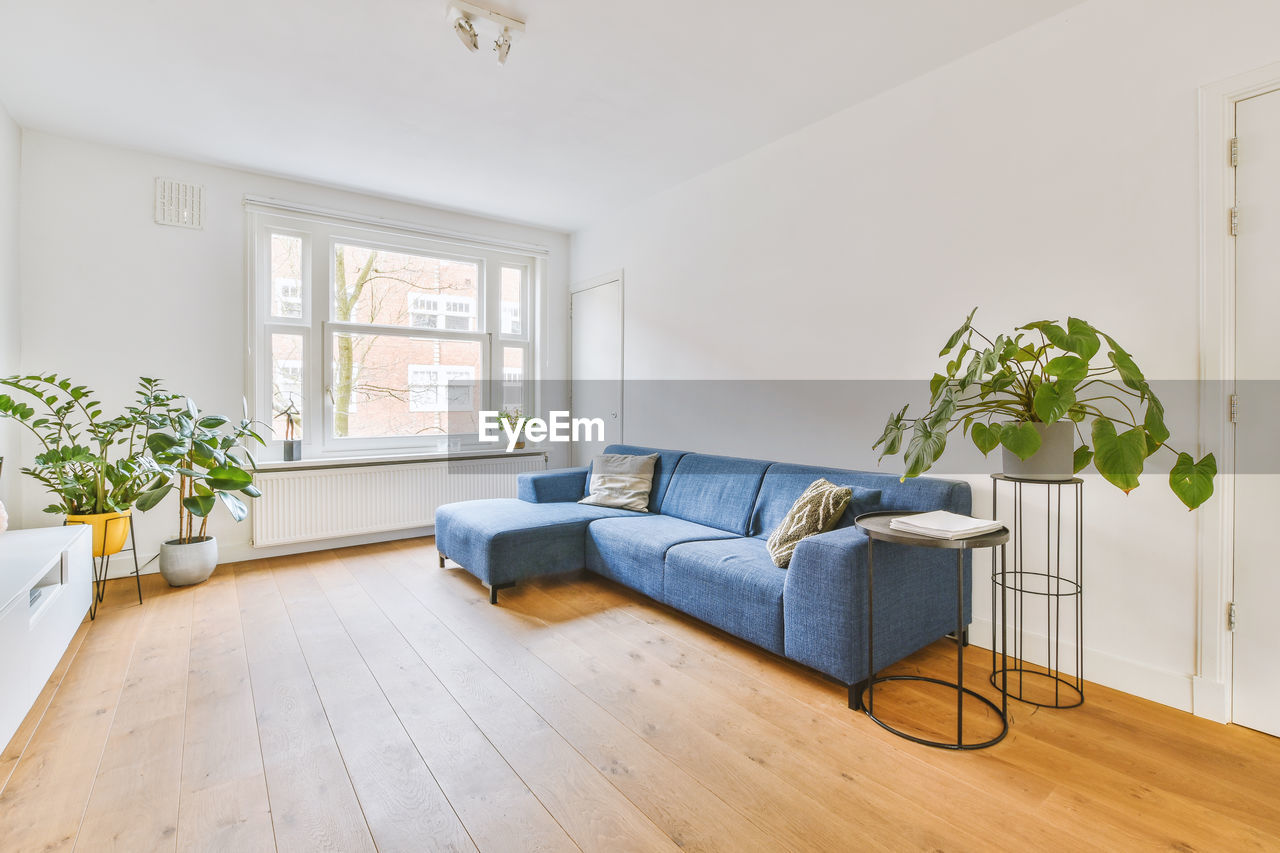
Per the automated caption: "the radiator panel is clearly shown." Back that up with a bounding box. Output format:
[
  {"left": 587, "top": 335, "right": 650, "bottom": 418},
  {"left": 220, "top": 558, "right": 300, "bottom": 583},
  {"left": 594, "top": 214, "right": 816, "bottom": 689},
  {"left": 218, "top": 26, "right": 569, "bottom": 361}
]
[{"left": 252, "top": 455, "right": 545, "bottom": 547}]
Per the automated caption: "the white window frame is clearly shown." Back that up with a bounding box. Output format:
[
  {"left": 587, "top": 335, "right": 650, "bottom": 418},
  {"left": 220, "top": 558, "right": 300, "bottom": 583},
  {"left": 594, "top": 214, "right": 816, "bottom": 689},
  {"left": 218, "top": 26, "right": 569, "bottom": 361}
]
[
  {"left": 497, "top": 263, "right": 532, "bottom": 416},
  {"left": 247, "top": 204, "right": 542, "bottom": 458}
]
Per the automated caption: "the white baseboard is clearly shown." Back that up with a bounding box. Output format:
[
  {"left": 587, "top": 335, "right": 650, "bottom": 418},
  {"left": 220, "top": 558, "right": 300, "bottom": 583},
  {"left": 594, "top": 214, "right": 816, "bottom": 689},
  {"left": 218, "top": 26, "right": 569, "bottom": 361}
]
[
  {"left": 222, "top": 525, "right": 435, "bottom": 564},
  {"left": 968, "top": 617, "right": 1196, "bottom": 714},
  {"left": 1192, "top": 676, "right": 1230, "bottom": 722},
  {"left": 102, "top": 550, "right": 160, "bottom": 580},
  {"left": 103, "top": 526, "right": 436, "bottom": 580}
]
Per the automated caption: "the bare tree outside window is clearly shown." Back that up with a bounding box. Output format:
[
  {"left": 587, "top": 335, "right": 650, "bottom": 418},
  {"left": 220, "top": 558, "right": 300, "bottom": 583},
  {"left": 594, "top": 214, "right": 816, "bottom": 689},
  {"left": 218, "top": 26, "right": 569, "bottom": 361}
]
[{"left": 332, "top": 244, "right": 481, "bottom": 438}]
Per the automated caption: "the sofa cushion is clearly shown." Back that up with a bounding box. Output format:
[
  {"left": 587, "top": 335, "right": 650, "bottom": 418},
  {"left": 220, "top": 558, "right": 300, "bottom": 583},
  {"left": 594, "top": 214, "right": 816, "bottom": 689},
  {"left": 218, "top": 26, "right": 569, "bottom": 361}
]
[
  {"left": 749, "top": 464, "right": 889, "bottom": 538},
  {"left": 585, "top": 514, "right": 736, "bottom": 600},
  {"left": 580, "top": 453, "right": 660, "bottom": 511},
  {"left": 588, "top": 445, "right": 688, "bottom": 513},
  {"left": 766, "top": 478, "right": 854, "bottom": 568},
  {"left": 435, "top": 498, "right": 641, "bottom": 587},
  {"left": 658, "top": 453, "right": 771, "bottom": 535},
  {"left": 664, "top": 538, "right": 787, "bottom": 654},
  {"left": 518, "top": 467, "right": 589, "bottom": 503}
]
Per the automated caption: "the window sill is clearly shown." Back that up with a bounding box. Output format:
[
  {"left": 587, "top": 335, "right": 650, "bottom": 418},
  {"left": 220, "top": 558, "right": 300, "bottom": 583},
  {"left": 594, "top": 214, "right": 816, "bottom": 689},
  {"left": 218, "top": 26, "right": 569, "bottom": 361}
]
[{"left": 256, "top": 447, "right": 546, "bottom": 473}]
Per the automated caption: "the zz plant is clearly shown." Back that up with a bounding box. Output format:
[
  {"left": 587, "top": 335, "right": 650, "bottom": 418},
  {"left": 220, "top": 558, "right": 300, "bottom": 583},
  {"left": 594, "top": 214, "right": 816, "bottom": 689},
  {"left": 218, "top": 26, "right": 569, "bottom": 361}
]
[
  {"left": 136, "top": 399, "right": 266, "bottom": 544},
  {"left": 874, "top": 309, "right": 1217, "bottom": 510},
  {"left": 0, "top": 375, "right": 177, "bottom": 515}
]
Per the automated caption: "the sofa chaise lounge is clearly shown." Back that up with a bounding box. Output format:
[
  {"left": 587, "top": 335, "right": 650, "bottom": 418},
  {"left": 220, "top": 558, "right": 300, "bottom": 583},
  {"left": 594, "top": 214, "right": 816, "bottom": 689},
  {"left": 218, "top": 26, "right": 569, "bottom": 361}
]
[{"left": 435, "top": 444, "right": 972, "bottom": 707}]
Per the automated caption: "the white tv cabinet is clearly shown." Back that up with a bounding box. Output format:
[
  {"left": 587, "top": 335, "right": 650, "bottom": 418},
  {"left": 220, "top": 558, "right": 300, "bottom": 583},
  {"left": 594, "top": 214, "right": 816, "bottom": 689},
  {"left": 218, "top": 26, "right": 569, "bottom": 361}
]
[{"left": 0, "top": 526, "right": 92, "bottom": 749}]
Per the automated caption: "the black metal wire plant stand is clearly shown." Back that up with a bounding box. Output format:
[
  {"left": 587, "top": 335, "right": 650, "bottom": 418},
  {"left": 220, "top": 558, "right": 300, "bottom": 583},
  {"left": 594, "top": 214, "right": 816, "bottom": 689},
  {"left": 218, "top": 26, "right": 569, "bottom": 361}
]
[
  {"left": 989, "top": 474, "right": 1084, "bottom": 709},
  {"left": 64, "top": 515, "right": 143, "bottom": 620}
]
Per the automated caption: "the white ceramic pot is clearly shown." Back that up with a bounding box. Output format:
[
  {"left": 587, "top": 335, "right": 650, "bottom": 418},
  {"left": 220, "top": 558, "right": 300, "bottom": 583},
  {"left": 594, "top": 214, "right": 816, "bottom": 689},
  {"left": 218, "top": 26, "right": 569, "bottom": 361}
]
[
  {"left": 159, "top": 535, "right": 218, "bottom": 587},
  {"left": 1001, "top": 421, "right": 1076, "bottom": 482}
]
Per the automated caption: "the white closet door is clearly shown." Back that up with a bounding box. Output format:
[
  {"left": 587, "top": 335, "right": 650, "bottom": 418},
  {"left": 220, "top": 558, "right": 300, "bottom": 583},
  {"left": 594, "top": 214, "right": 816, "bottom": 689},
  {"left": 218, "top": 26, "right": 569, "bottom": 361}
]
[
  {"left": 1233, "top": 87, "right": 1280, "bottom": 737},
  {"left": 570, "top": 278, "right": 623, "bottom": 466}
]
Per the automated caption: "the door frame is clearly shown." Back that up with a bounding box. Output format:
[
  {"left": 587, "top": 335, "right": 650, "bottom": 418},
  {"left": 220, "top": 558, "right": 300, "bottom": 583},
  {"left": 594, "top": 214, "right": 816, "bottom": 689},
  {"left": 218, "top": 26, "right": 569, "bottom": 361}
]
[
  {"left": 1196, "top": 61, "right": 1280, "bottom": 723},
  {"left": 570, "top": 269, "right": 625, "bottom": 455}
]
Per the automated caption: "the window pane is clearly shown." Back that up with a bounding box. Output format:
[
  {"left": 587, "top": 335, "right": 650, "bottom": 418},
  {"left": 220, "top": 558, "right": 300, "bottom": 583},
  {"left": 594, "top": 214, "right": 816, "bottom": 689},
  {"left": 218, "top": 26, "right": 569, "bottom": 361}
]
[
  {"left": 502, "top": 346, "right": 525, "bottom": 411},
  {"left": 271, "top": 234, "right": 304, "bottom": 319},
  {"left": 271, "top": 333, "right": 304, "bottom": 439},
  {"left": 501, "top": 267, "right": 524, "bottom": 336},
  {"left": 334, "top": 243, "right": 479, "bottom": 331},
  {"left": 332, "top": 333, "right": 482, "bottom": 438}
]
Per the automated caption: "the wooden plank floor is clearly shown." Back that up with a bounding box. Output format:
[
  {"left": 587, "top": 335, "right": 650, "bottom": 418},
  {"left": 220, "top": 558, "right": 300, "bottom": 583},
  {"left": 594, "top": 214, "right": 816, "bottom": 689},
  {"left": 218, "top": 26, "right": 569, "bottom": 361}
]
[{"left": 2, "top": 538, "right": 1278, "bottom": 852}]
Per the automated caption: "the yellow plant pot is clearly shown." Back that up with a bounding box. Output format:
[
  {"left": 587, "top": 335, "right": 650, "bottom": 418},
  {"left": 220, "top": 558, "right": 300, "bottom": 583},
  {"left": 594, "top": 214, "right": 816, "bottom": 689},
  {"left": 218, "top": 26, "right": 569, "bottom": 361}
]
[{"left": 65, "top": 509, "right": 132, "bottom": 557}]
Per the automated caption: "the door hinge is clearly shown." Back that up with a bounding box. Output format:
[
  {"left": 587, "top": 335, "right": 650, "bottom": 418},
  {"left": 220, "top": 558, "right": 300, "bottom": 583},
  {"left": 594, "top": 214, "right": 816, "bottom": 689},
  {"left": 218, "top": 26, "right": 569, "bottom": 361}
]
[
  {"left": 1230, "top": 207, "right": 1240, "bottom": 236},
  {"left": 1228, "top": 602, "right": 1238, "bottom": 632},
  {"left": 1230, "top": 394, "right": 1240, "bottom": 424},
  {"left": 1230, "top": 137, "right": 1239, "bottom": 167}
]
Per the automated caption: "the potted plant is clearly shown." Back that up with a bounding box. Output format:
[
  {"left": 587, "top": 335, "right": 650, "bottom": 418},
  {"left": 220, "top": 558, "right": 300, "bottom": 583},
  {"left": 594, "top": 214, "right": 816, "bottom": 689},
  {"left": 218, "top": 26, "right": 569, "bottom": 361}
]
[
  {"left": 277, "top": 401, "right": 302, "bottom": 461},
  {"left": 0, "top": 375, "right": 177, "bottom": 555},
  {"left": 874, "top": 309, "right": 1217, "bottom": 510},
  {"left": 497, "top": 408, "right": 528, "bottom": 449},
  {"left": 136, "top": 399, "right": 265, "bottom": 586}
]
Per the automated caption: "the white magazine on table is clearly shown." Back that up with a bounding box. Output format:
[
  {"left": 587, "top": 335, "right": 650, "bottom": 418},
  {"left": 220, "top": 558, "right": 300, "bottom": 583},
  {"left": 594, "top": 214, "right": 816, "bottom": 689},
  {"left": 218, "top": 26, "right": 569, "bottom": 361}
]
[{"left": 888, "top": 510, "right": 1005, "bottom": 540}]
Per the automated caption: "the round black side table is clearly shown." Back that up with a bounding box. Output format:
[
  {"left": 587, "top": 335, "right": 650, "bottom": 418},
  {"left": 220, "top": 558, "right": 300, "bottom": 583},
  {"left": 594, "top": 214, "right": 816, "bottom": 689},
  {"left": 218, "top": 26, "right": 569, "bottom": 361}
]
[{"left": 854, "top": 511, "right": 1010, "bottom": 750}]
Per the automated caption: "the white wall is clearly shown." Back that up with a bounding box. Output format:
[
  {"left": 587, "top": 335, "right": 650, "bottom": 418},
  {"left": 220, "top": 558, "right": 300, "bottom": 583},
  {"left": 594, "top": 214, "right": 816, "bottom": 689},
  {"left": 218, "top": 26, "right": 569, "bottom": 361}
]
[
  {"left": 0, "top": 103, "right": 20, "bottom": 522},
  {"left": 17, "top": 131, "right": 571, "bottom": 568},
  {"left": 571, "top": 0, "right": 1280, "bottom": 712}
]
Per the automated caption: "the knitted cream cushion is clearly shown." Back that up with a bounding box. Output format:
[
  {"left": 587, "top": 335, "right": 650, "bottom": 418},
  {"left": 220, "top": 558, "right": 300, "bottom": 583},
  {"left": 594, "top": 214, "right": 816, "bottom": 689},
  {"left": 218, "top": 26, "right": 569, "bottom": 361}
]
[
  {"left": 766, "top": 478, "right": 853, "bottom": 568},
  {"left": 579, "top": 453, "right": 659, "bottom": 512}
]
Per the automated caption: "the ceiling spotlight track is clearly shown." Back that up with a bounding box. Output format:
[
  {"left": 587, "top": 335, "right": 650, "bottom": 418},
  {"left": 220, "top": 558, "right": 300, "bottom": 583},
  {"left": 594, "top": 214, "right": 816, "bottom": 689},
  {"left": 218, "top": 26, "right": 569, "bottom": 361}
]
[{"left": 446, "top": 1, "right": 524, "bottom": 65}]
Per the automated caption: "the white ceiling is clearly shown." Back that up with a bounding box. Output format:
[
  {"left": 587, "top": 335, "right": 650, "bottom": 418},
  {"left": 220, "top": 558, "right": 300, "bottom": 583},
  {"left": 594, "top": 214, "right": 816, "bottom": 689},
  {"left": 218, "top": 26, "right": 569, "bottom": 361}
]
[{"left": 0, "top": 0, "right": 1079, "bottom": 231}]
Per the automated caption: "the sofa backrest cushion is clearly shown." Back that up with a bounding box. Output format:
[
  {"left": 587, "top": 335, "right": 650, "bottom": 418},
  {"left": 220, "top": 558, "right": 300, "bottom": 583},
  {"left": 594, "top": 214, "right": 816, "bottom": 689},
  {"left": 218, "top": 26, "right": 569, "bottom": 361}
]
[
  {"left": 749, "top": 463, "right": 970, "bottom": 538},
  {"left": 593, "top": 445, "right": 688, "bottom": 513},
  {"left": 659, "top": 453, "right": 772, "bottom": 535}
]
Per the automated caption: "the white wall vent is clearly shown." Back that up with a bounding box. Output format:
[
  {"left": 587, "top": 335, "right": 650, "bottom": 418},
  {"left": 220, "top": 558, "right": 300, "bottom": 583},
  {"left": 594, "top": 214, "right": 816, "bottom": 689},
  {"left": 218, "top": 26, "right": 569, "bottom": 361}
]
[{"left": 154, "top": 178, "right": 204, "bottom": 229}]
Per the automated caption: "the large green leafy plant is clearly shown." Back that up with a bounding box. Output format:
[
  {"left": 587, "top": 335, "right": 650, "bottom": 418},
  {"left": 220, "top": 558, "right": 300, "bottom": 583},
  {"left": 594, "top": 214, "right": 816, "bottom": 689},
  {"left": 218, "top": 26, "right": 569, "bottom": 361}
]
[
  {"left": 0, "top": 375, "right": 177, "bottom": 514},
  {"left": 874, "top": 310, "right": 1216, "bottom": 510},
  {"left": 136, "top": 399, "right": 265, "bottom": 544}
]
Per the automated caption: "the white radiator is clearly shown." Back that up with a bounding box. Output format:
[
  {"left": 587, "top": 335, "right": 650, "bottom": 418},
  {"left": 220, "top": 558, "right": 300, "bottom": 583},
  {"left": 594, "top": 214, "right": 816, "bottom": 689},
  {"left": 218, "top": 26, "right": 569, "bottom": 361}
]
[{"left": 252, "top": 455, "right": 546, "bottom": 547}]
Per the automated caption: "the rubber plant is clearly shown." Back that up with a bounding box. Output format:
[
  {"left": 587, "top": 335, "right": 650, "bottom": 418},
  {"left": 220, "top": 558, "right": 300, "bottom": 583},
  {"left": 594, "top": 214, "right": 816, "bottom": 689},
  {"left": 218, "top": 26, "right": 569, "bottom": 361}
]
[
  {"left": 136, "top": 398, "right": 266, "bottom": 543},
  {"left": 873, "top": 309, "right": 1217, "bottom": 510},
  {"left": 0, "top": 375, "right": 177, "bottom": 514}
]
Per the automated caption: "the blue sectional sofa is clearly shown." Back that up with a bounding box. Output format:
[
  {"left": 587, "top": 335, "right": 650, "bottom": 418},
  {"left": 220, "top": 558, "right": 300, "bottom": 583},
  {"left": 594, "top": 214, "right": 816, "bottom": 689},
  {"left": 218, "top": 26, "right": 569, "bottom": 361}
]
[{"left": 435, "top": 445, "right": 971, "bottom": 707}]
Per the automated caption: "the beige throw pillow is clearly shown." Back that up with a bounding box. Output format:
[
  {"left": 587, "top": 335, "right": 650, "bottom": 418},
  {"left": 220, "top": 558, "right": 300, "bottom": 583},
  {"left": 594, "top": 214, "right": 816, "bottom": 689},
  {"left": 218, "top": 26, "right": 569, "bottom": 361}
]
[
  {"left": 767, "top": 478, "right": 853, "bottom": 568},
  {"left": 579, "top": 453, "right": 659, "bottom": 512}
]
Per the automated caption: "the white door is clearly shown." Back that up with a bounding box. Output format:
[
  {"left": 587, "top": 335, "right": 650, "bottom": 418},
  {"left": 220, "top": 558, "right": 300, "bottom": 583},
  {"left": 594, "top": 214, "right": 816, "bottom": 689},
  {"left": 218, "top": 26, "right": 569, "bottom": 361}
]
[
  {"left": 571, "top": 277, "right": 623, "bottom": 466},
  {"left": 1233, "top": 88, "right": 1280, "bottom": 737}
]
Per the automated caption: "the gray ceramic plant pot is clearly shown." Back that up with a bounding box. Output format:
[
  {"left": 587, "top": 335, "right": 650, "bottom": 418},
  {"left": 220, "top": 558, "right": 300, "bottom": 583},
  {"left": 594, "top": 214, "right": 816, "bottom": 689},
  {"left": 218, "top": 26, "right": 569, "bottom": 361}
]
[
  {"left": 159, "top": 535, "right": 218, "bottom": 587},
  {"left": 1001, "top": 421, "right": 1076, "bottom": 482}
]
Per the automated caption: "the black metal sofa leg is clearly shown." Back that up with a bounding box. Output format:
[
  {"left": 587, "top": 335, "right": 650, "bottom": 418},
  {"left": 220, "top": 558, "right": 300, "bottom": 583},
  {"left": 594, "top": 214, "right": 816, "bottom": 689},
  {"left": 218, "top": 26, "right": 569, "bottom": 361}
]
[
  {"left": 439, "top": 553, "right": 446, "bottom": 568},
  {"left": 489, "top": 582, "right": 516, "bottom": 605}
]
